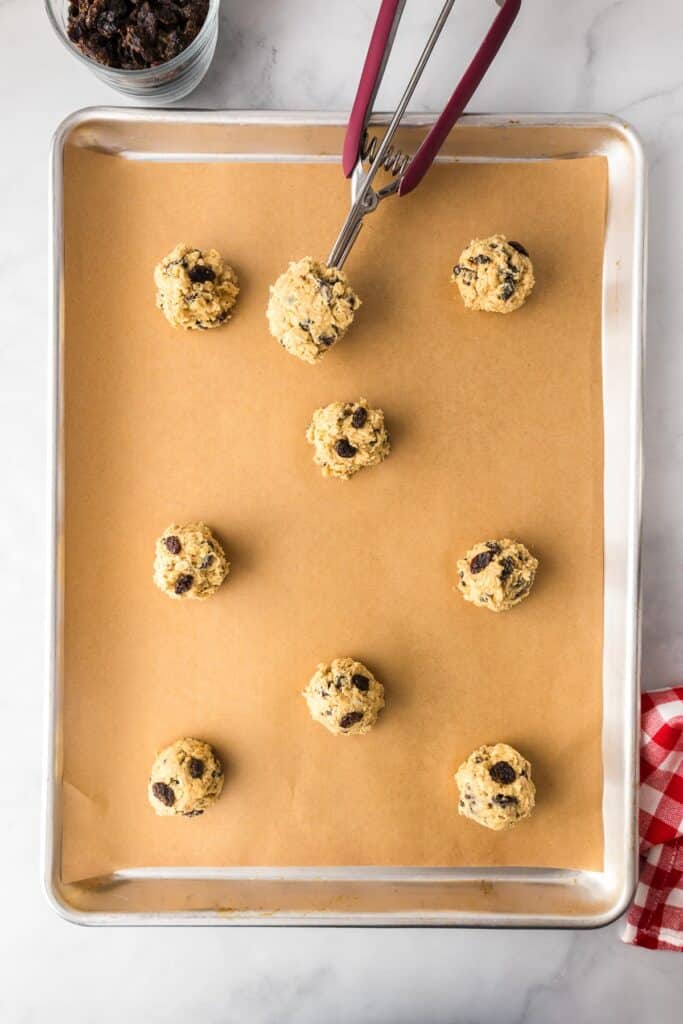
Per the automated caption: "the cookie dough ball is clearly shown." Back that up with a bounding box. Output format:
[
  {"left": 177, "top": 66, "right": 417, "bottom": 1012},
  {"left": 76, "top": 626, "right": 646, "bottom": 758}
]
[
  {"left": 306, "top": 398, "right": 390, "bottom": 480},
  {"left": 154, "top": 242, "right": 239, "bottom": 330},
  {"left": 455, "top": 743, "right": 536, "bottom": 831},
  {"left": 148, "top": 737, "right": 224, "bottom": 817},
  {"left": 451, "top": 235, "right": 534, "bottom": 313},
  {"left": 457, "top": 538, "right": 538, "bottom": 612},
  {"left": 266, "top": 257, "right": 361, "bottom": 363},
  {"left": 153, "top": 522, "right": 229, "bottom": 600},
  {"left": 302, "top": 657, "right": 385, "bottom": 735}
]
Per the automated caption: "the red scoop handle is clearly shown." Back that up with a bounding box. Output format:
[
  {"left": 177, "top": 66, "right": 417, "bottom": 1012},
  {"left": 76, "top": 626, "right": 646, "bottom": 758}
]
[
  {"left": 400, "top": 0, "right": 521, "bottom": 196},
  {"left": 343, "top": 0, "right": 522, "bottom": 196},
  {"left": 342, "top": 0, "right": 404, "bottom": 179}
]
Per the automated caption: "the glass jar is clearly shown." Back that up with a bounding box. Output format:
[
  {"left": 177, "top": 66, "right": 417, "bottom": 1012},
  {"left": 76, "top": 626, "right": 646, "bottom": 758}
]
[{"left": 44, "top": 1, "right": 220, "bottom": 104}]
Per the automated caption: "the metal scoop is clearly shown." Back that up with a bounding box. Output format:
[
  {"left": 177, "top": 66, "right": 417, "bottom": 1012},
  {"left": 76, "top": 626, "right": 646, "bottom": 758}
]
[{"left": 327, "top": 0, "right": 522, "bottom": 269}]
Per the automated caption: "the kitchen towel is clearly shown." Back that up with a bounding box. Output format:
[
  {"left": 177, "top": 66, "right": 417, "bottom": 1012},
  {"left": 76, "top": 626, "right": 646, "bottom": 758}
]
[{"left": 623, "top": 686, "right": 683, "bottom": 951}]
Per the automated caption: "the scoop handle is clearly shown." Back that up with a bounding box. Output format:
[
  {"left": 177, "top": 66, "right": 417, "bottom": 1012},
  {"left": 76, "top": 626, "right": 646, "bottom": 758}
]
[
  {"left": 399, "top": 0, "right": 522, "bottom": 197},
  {"left": 342, "top": 0, "right": 407, "bottom": 179}
]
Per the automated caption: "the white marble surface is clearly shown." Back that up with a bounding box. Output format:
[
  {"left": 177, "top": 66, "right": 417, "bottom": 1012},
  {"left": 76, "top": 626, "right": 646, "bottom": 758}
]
[{"left": 1, "top": 0, "right": 682, "bottom": 1019}]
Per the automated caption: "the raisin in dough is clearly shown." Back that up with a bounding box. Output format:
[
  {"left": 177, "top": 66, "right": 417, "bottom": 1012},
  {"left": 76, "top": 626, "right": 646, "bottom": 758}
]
[
  {"left": 451, "top": 235, "right": 534, "bottom": 313},
  {"left": 153, "top": 522, "right": 229, "bottom": 600},
  {"left": 306, "top": 399, "right": 390, "bottom": 480},
  {"left": 455, "top": 743, "right": 536, "bottom": 831},
  {"left": 302, "top": 657, "right": 385, "bottom": 735},
  {"left": 457, "top": 538, "right": 537, "bottom": 612},
  {"left": 154, "top": 242, "right": 239, "bottom": 330},
  {"left": 266, "top": 257, "right": 361, "bottom": 363},
  {"left": 148, "top": 737, "right": 224, "bottom": 817}
]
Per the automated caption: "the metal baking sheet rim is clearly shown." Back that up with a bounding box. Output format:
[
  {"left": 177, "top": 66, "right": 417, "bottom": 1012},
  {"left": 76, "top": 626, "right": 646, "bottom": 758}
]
[{"left": 44, "top": 108, "right": 645, "bottom": 927}]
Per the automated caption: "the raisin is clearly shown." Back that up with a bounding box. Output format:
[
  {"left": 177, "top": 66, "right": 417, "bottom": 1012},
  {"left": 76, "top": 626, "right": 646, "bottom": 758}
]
[
  {"left": 174, "top": 574, "right": 194, "bottom": 595},
  {"left": 470, "top": 254, "right": 492, "bottom": 265},
  {"left": 492, "top": 794, "right": 518, "bottom": 807},
  {"left": 453, "top": 264, "right": 473, "bottom": 282},
  {"left": 200, "top": 554, "right": 214, "bottom": 569},
  {"left": 97, "top": 11, "right": 119, "bottom": 37},
  {"left": 137, "top": 2, "right": 158, "bottom": 41},
  {"left": 508, "top": 240, "right": 529, "bottom": 257},
  {"left": 489, "top": 761, "right": 516, "bottom": 785},
  {"left": 470, "top": 550, "right": 494, "bottom": 574},
  {"left": 351, "top": 407, "right": 368, "bottom": 429},
  {"left": 83, "top": 2, "right": 99, "bottom": 31},
  {"left": 188, "top": 264, "right": 216, "bottom": 284},
  {"left": 157, "top": 4, "right": 180, "bottom": 27},
  {"left": 351, "top": 674, "right": 370, "bottom": 691},
  {"left": 165, "top": 535, "right": 181, "bottom": 555},
  {"left": 499, "top": 557, "right": 515, "bottom": 582},
  {"left": 339, "top": 711, "right": 364, "bottom": 730},
  {"left": 500, "top": 276, "right": 517, "bottom": 302},
  {"left": 160, "top": 28, "right": 183, "bottom": 61},
  {"left": 319, "top": 334, "right": 336, "bottom": 347},
  {"left": 125, "top": 26, "right": 153, "bottom": 61},
  {"left": 152, "top": 781, "right": 175, "bottom": 807},
  {"left": 335, "top": 438, "right": 357, "bottom": 459},
  {"left": 188, "top": 757, "right": 205, "bottom": 779}
]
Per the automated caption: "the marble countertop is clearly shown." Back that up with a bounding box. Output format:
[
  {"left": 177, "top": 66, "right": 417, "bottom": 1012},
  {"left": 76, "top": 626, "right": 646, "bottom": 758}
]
[{"left": 1, "top": 0, "right": 682, "bottom": 1019}]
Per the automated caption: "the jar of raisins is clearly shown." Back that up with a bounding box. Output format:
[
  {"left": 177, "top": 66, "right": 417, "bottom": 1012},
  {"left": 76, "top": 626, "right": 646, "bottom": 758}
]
[{"left": 44, "top": 1, "right": 220, "bottom": 104}]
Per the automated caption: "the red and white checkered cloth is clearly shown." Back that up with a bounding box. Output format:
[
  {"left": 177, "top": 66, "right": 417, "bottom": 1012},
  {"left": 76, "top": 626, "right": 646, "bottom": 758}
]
[{"left": 623, "top": 686, "right": 683, "bottom": 951}]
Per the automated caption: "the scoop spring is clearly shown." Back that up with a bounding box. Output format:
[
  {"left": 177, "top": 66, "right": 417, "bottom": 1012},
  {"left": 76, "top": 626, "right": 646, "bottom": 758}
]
[{"left": 360, "top": 130, "right": 410, "bottom": 177}]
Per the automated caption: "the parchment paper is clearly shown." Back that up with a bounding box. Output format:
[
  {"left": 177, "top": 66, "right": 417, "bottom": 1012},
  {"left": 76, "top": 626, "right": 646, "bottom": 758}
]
[{"left": 61, "top": 144, "right": 607, "bottom": 882}]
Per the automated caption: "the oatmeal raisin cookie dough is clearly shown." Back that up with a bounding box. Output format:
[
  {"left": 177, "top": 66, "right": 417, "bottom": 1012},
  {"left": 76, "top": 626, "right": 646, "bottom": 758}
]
[
  {"left": 148, "top": 737, "right": 224, "bottom": 817},
  {"left": 302, "top": 657, "right": 385, "bottom": 735},
  {"left": 455, "top": 743, "right": 536, "bottom": 831},
  {"left": 451, "top": 235, "right": 534, "bottom": 313},
  {"left": 457, "top": 538, "right": 537, "bottom": 612},
  {"left": 306, "top": 398, "right": 390, "bottom": 479},
  {"left": 154, "top": 243, "right": 239, "bottom": 330},
  {"left": 153, "top": 522, "right": 229, "bottom": 600},
  {"left": 266, "top": 257, "right": 361, "bottom": 363}
]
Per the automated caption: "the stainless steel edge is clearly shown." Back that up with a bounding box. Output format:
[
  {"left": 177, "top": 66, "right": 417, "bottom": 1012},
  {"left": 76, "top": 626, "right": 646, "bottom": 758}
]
[
  {"left": 598, "top": 115, "right": 645, "bottom": 926},
  {"left": 615, "top": 116, "right": 646, "bottom": 923},
  {"left": 43, "top": 113, "right": 67, "bottom": 923},
  {"left": 44, "top": 108, "right": 645, "bottom": 927},
  {"left": 44, "top": 112, "right": 85, "bottom": 926}
]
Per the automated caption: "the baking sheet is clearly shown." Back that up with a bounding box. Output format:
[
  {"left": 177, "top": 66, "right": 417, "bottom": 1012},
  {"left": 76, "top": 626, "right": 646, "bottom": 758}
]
[{"left": 61, "top": 144, "right": 607, "bottom": 883}]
